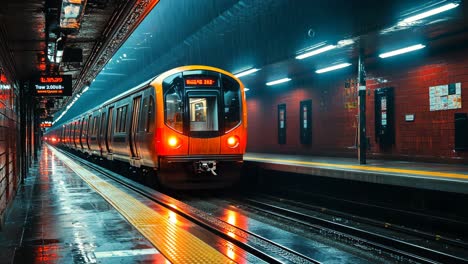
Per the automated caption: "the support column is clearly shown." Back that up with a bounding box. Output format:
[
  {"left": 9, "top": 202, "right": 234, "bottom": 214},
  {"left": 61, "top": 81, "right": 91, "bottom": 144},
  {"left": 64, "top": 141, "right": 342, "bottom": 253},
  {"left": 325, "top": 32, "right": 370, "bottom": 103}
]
[{"left": 358, "top": 48, "right": 367, "bottom": 164}]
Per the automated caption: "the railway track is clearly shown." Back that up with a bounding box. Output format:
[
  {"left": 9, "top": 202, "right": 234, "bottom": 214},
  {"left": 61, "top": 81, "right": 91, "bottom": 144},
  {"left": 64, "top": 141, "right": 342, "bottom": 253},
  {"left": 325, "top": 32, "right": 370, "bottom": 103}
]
[
  {"left": 235, "top": 196, "right": 468, "bottom": 264},
  {"left": 259, "top": 193, "right": 468, "bottom": 250},
  {"left": 57, "top": 148, "right": 322, "bottom": 264},
  {"left": 271, "top": 187, "right": 468, "bottom": 240}
]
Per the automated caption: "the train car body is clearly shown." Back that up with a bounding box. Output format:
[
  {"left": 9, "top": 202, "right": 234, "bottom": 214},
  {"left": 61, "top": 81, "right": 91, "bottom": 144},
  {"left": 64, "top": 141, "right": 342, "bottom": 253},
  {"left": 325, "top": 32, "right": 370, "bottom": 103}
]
[{"left": 45, "top": 65, "right": 247, "bottom": 189}]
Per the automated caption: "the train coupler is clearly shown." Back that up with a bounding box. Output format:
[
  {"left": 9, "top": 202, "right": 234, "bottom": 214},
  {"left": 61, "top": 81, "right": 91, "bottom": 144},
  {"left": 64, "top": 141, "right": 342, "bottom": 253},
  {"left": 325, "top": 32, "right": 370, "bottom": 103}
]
[{"left": 195, "top": 161, "right": 217, "bottom": 175}]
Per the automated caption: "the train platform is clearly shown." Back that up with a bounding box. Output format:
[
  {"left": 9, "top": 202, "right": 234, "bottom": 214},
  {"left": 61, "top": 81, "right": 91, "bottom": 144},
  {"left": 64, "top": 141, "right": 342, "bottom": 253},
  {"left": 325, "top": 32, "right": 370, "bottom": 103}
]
[
  {"left": 0, "top": 145, "right": 248, "bottom": 263},
  {"left": 244, "top": 153, "right": 468, "bottom": 194}
]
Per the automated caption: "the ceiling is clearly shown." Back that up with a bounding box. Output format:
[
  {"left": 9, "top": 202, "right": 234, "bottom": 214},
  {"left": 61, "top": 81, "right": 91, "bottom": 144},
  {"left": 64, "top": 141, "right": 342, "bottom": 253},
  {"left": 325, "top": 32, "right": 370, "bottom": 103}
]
[
  {"left": 0, "top": 0, "right": 466, "bottom": 126},
  {"left": 0, "top": 0, "right": 158, "bottom": 117}
]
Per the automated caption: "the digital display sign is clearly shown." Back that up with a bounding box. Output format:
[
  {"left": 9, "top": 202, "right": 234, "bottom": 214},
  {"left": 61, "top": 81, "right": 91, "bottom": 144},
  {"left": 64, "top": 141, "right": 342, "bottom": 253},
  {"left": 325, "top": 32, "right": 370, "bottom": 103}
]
[
  {"left": 40, "top": 121, "right": 53, "bottom": 128},
  {"left": 185, "top": 77, "right": 217, "bottom": 86},
  {"left": 33, "top": 75, "right": 72, "bottom": 96}
]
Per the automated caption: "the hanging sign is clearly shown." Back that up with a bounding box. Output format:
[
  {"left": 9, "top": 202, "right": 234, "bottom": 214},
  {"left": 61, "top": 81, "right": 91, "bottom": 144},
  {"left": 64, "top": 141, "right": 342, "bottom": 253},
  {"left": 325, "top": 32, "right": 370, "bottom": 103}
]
[{"left": 32, "top": 75, "right": 72, "bottom": 96}]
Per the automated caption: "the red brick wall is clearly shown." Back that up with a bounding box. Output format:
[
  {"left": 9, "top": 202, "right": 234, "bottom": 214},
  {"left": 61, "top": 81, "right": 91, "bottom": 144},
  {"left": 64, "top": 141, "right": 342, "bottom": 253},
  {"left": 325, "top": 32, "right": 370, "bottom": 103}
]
[{"left": 247, "top": 47, "right": 468, "bottom": 163}]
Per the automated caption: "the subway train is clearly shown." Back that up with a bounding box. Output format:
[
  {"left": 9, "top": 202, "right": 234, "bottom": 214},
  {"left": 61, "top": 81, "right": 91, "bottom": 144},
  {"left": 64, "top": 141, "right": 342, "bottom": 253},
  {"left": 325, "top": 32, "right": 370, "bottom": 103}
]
[{"left": 45, "top": 65, "right": 247, "bottom": 189}]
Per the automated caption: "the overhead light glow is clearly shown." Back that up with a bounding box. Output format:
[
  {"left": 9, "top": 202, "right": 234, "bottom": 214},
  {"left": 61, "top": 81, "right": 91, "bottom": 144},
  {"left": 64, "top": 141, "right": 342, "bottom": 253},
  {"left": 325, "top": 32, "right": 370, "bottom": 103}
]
[
  {"left": 316, "top": 63, "right": 352, "bottom": 74},
  {"left": 379, "top": 44, "right": 426, "bottom": 58},
  {"left": 234, "top": 68, "right": 260, "bottom": 78},
  {"left": 266, "top": 78, "right": 291, "bottom": 86},
  {"left": 82, "top": 86, "right": 89, "bottom": 93},
  {"left": 244, "top": 88, "right": 250, "bottom": 92},
  {"left": 296, "top": 45, "right": 336, "bottom": 60},
  {"left": 401, "top": 3, "right": 459, "bottom": 24}
]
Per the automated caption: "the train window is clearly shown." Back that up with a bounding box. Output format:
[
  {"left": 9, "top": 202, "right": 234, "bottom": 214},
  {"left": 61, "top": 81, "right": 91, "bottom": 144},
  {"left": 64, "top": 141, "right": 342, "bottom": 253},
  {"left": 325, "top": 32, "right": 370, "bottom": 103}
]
[
  {"left": 115, "top": 107, "right": 121, "bottom": 133},
  {"left": 147, "top": 96, "right": 155, "bottom": 132},
  {"left": 116, "top": 105, "right": 128, "bottom": 133},
  {"left": 189, "top": 96, "right": 218, "bottom": 132},
  {"left": 92, "top": 116, "right": 98, "bottom": 136},
  {"left": 164, "top": 76, "right": 184, "bottom": 133},
  {"left": 222, "top": 76, "right": 241, "bottom": 132},
  {"left": 139, "top": 97, "right": 148, "bottom": 132}
]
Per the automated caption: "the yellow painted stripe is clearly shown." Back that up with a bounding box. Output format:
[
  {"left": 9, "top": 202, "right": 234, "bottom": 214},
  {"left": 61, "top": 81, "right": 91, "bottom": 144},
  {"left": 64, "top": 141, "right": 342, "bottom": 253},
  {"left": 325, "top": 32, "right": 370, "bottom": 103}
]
[
  {"left": 245, "top": 157, "right": 468, "bottom": 180},
  {"left": 49, "top": 146, "right": 234, "bottom": 264}
]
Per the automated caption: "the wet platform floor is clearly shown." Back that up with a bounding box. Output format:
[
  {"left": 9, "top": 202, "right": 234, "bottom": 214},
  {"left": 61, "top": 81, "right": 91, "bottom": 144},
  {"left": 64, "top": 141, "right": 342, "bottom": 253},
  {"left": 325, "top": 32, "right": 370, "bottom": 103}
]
[{"left": 0, "top": 146, "right": 167, "bottom": 263}]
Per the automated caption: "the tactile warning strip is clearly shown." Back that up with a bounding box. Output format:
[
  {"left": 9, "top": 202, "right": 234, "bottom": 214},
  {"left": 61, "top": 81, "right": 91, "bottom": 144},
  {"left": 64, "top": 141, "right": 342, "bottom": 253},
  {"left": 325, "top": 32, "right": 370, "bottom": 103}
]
[
  {"left": 49, "top": 146, "right": 234, "bottom": 264},
  {"left": 245, "top": 157, "right": 468, "bottom": 180}
]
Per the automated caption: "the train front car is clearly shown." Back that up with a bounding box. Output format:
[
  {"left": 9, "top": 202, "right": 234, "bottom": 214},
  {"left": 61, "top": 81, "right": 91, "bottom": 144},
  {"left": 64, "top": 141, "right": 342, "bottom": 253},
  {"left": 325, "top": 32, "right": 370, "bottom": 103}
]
[{"left": 153, "top": 66, "right": 247, "bottom": 189}]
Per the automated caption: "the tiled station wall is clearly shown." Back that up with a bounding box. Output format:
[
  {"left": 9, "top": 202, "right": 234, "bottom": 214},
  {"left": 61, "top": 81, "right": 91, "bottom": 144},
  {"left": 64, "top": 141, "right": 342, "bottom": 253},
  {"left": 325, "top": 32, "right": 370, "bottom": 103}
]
[
  {"left": 247, "top": 47, "right": 468, "bottom": 163},
  {"left": 0, "top": 106, "right": 18, "bottom": 222}
]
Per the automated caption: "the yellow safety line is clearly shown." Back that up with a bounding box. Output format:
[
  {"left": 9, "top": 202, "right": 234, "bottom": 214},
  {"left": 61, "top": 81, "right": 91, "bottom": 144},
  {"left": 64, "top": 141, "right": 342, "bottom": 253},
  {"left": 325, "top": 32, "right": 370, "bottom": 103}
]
[
  {"left": 245, "top": 157, "right": 468, "bottom": 180},
  {"left": 49, "top": 146, "right": 235, "bottom": 264}
]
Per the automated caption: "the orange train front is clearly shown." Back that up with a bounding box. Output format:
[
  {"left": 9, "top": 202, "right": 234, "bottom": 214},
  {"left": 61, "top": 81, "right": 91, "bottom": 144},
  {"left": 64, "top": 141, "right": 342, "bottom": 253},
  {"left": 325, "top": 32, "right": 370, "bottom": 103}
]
[{"left": 45, "top": 65, "right": 247, "bottom": 189}]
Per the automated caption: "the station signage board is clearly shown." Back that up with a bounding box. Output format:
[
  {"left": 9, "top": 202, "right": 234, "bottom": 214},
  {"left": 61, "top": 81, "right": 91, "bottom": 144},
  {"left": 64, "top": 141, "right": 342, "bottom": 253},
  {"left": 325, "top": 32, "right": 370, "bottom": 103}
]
[
  {"left": 40, "top": 121, "right": 53, "bottom": 128},
  {"left": 33, "top": 75, "right": 72, "bottom": 96}
]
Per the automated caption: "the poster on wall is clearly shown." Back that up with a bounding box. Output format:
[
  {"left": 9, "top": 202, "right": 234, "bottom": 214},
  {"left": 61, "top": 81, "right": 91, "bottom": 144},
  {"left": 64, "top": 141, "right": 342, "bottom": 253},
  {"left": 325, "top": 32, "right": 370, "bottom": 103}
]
[{"left": 429, "top": 83, "right": 461, "bottom": 111}]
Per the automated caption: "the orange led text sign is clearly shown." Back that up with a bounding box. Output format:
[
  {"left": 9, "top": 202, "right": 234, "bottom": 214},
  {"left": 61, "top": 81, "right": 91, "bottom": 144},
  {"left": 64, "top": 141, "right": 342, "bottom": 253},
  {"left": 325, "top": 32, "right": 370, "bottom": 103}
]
[
  {"left": 185, "top": 78, "right": 217, "bottom": 86},
  {"left": 32, "top": 75, "right": 72, "bottom": 96}
]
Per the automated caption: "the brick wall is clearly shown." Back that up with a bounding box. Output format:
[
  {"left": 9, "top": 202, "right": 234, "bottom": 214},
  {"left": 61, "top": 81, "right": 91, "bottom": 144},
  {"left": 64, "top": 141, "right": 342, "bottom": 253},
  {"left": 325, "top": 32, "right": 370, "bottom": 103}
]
[
  {"left": 247, "top": 47, "right": 468, "bottom": 163},
  {"left": 0, "top": 106, "right": 18, "bottom": 224}
]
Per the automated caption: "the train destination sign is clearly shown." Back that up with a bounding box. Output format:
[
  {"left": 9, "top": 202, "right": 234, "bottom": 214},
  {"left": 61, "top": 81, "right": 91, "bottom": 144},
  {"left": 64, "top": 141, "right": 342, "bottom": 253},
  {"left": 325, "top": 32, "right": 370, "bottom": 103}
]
[
  {"left": 185, "top": 77, "right": 217, "bottom": 86},
  {"left": 33, "top": 75, "right": 72, "bottom": 96}
]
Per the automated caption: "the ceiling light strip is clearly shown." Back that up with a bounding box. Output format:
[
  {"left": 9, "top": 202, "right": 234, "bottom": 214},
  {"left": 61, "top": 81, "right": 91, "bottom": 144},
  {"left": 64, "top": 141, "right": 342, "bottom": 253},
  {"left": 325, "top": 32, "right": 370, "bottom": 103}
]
[
  {"left": 379, "top": 44, "right": 426, "bottom": 58},
  {"left": 266, "top": 78, "right": 291, "bottom": 86},
  {"left": 234, "top": 68, "right": 260, "bottom": 78},
  {"left": 402, "top": 3, "right": 459, "bottom": 23},
  {"left": 315, "top": 63, "right": 352, "bottom": 74},
  {"left": 296, "top": 45, "right": 336, "bottom": 60}
]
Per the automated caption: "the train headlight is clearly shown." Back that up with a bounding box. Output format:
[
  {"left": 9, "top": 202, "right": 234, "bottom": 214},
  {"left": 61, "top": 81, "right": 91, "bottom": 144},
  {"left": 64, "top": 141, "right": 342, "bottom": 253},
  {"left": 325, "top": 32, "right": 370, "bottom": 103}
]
[
  {"left": 168, "top": 136, "right": 181, "bottom": 149},
  {"left": 227, "top": 136, "right": 239, "bottom": 148}
]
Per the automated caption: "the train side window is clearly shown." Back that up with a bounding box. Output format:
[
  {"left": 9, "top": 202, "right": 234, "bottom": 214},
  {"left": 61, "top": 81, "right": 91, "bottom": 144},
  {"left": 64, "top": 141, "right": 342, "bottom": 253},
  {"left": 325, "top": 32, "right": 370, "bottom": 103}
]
[
  {"left": 115, "top": 107, "right": 121, "bottom": 133},
  {"left": 139, "top": 97, "right": 148, "bottom": 132},
  {"left": 222, "top": 76, "right": 241, "bottom": 132},
  {"left": 116, "top": 105, "right": 128, "bottom": 133},
  {"left": 93, "top": 116, "right": 98, "bottom": 136},
  {"left": 147, "top": 96, "right": 154, "bottom": 133},
  {"left": 121, "top": 105, "right": 127, "bottom": 132}
]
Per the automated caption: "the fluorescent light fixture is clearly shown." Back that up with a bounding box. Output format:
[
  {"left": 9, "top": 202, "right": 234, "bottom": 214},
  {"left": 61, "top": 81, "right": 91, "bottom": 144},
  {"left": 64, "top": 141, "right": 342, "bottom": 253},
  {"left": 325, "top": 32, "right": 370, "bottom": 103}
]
[
  {"left": 235, "top": 68, "right": 260, "bottom": 78},
  {"left": 316, "top": 63, "right": 352, "bottom": 74},
  {"left": 401, "top": 3, "right": 459, "bottom": 23},
  {"left": 379, "top": 44, "right": 425, "bottom": 58},
  {"left": 266, "top": 78, "right": 291, "bottom": 86},
  {"left": 296, "top": 45, "right": 336, "bottom": 60},
  {"left": 244, "top": 88, "right": 250, "bottom": 91}
]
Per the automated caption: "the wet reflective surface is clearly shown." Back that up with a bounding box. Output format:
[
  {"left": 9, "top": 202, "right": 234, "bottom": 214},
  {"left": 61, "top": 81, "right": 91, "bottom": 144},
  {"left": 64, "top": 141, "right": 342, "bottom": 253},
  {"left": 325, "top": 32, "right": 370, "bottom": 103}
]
[{"left": 0, "top": 146, "right": 167, "bottom": 263}]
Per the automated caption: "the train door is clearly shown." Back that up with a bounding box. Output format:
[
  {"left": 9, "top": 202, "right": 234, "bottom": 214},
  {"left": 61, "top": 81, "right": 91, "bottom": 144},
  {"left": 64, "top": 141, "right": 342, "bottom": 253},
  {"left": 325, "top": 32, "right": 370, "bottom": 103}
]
[
  {"left": 129, "top": 96, "right": 141, "bottom": 159},
  {"left": 186, "top": 91, "right": 221, "bottom": 154},
  {"left": 106, "top": 106, "right": 114, "bottom": 154}
]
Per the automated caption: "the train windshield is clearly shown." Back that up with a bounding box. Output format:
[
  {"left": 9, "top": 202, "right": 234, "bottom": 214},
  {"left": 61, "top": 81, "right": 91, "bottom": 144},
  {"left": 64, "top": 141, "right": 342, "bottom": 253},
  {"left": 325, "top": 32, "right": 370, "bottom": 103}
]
[
  {"left": 164, "top": 75, "right": 184, "bottom": 133},
  {"left": 222, "top": 76, "right": 241, "bottom": 132}
]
